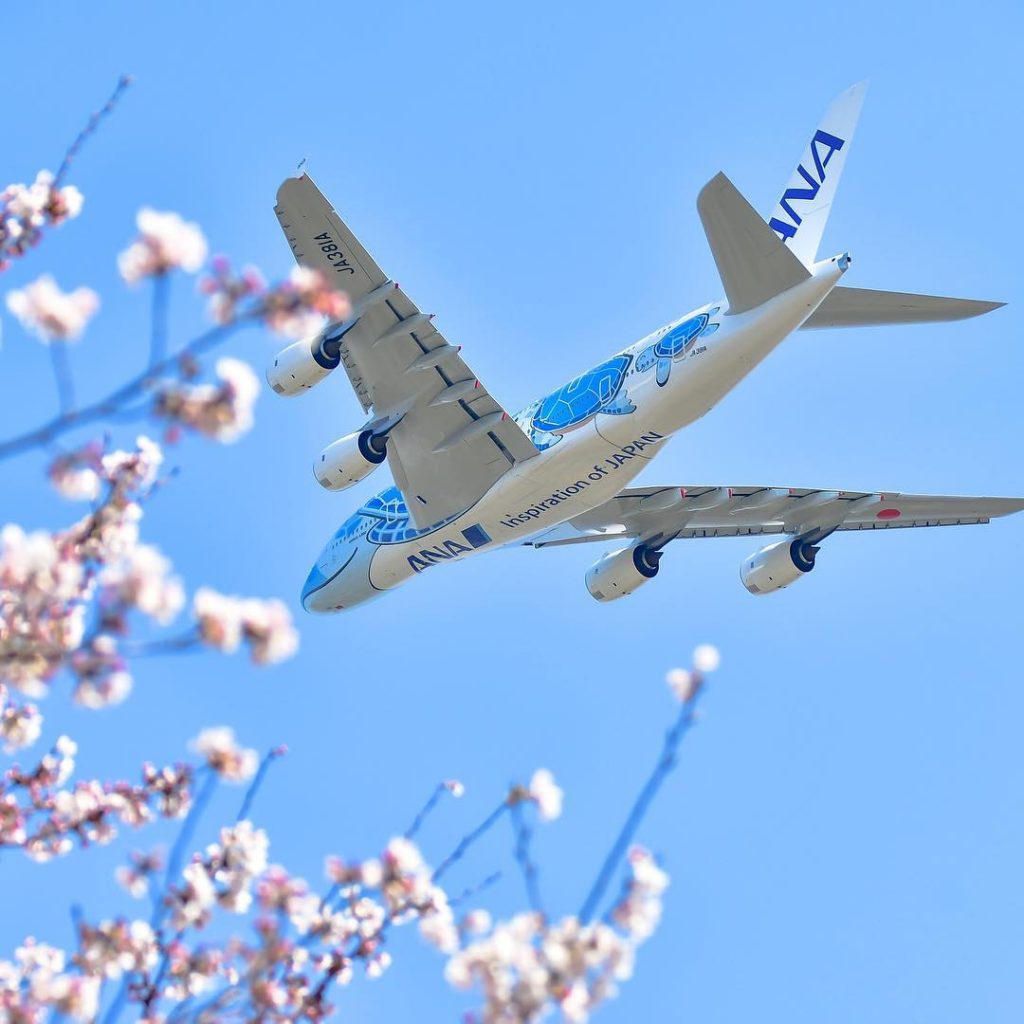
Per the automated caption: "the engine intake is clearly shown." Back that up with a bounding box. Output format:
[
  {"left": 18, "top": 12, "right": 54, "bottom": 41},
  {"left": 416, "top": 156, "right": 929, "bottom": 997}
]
[
  {"left": 740, "top": 537, "right": 819, "bottom": 595},
  {"left": 314, "top": 430, "right": 388, "bottom": 491},
  {"left": 585, "top": 544, "right": 661, "bottom": 602},
  {"left": 266, "top": 322, "right": 350, "bottom": 397}
]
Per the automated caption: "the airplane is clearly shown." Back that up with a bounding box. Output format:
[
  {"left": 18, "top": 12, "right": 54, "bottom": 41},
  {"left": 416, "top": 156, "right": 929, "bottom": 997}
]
[{"left": 266, "top": 82, "right": 1023, "bottom": 613}]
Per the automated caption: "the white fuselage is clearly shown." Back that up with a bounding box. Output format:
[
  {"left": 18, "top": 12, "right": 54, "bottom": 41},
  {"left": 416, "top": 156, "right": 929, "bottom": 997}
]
[{"left": 301, "top": 258, "right": 846, "bottom": 611}]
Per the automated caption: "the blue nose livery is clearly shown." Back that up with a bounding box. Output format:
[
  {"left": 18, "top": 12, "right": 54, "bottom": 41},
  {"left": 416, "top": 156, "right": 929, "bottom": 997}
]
[{"left": 270, "top": 82, "right": 1021, "bottom": 612}]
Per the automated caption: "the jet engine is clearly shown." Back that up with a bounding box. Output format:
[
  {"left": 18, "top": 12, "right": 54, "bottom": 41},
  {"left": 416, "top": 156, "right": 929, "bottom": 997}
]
[
  {"left": 314, "top": 430, "right": 388, "bottom": 491},
  {"left": 740, "top": 537, "right": 819, "bottom": 594},
  {"left": 585, "top": 544, "right": 662, "bottom": 602},
  {"left": 266, "top": 323, "right": 348, "bottom": 396}
]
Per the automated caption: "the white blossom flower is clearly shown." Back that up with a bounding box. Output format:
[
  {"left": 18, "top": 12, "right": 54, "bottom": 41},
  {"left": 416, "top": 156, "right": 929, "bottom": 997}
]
[
  {"left": 666, "top": 667, "right": 696, "bottom": 702},
  {"left": 0, "top": 698, "right": 42, "bottom": 752},
  {"left": 528, "top": 768, "right": 563, "bottom": 822},
  {"left": 692, "top": 643, "right": 720, "bottom": 673},
  {"left": 193, "top": 589, "right": 298, "bottom": 664},
  {"left": 154, "top": 357, "right": 260, "bottom": 444},
  {"left": 6, "top": 275, "right": 99, "bottom": 342},
  {"left": 191, "top": 726, "right": 258, "bottom": 783},
  {"left": 118, "top": 208, "right": 207, "bottom": 283},
  {"left": 192, "top": 588, "right": 244, "bottom": 652},
  {"left": 99, "top": 543, "right": 184, "bottom": 625}
]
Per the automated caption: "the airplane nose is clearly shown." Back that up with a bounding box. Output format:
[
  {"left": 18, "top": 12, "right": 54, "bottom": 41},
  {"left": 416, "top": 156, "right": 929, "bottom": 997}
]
[{"left": 300, "top": 563, "right": 331, "bottom": 613}]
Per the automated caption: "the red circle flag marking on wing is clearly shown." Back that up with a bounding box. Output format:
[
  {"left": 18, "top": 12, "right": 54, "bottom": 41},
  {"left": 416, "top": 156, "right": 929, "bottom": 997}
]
[{"left": 876, "top": 508, "right": 901, "bottom": 520}]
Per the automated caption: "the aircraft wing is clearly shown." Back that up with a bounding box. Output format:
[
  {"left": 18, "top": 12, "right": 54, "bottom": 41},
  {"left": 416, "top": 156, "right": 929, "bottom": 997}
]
[
  {"left": 527, "top": 485, "right": 1024, "bottom": 547},
  {"left": 275, "top": 175, "right": 539, "bottom": 527}
]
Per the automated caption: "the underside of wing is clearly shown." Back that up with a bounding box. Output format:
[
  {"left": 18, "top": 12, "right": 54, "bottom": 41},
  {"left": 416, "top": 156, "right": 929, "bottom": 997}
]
[
  {"left": 275, "top": 175, "right": 539, "bottom": 528},
  {"left": 801, "top": 286, "right": 1005, "bottom": 329},
  {"left": 528, "top": 485, "right": 1024, "bottom": 547}
]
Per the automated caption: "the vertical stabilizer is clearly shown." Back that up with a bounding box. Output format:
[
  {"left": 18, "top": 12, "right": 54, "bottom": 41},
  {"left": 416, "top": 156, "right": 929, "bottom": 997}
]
[{"left": 768, "top": 82, "right": 868, "bottom": 267}]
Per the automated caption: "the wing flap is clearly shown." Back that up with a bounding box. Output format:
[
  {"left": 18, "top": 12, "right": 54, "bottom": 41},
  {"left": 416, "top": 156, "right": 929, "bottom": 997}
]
[
  {"left": 274, "top": 174, "right": 539, "bottom": 528},
  {"left": 528, "top": 486, "right": 1024, "bottom": 547}
]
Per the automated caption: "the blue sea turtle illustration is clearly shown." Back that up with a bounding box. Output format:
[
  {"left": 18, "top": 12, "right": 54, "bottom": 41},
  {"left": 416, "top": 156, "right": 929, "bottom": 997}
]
[
  {"left": 524, "top": 353, "right": 635, "bottom": 449},
  {"left": 636, "top": 309, "right": 720, "bottom": 386}
]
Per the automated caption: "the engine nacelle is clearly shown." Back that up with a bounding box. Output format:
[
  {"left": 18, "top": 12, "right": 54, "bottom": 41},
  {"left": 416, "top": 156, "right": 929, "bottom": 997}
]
[
  {"left": 314, "top": 430, "right": 388, "bottom": 491},
  {"left": 740, "top": 537, "right": 818, "bottom": 595},
  {"left": 585, "top": 544, "right": 661, "bottom": 602},
  {"left": 266, "top": 325, "right": 345, "bottom": 397}
]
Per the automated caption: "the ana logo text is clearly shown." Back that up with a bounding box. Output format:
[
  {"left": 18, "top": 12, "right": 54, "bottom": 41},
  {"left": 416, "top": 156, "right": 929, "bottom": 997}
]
[{"left": 768, "top": 130, "right": 845, "bottom": 244}]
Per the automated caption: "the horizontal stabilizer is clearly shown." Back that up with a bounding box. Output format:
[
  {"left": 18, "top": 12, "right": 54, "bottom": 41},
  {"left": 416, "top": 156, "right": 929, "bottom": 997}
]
[
  {"left": 698, "top": 172, "right": 810, "bottom": 316},
  {"left": 801, "top": 286, "right": 1005, "bottom": 329}
]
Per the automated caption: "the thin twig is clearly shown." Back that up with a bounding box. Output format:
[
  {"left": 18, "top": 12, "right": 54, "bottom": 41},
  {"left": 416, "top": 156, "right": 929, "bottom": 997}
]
[
  {"left": 404, "top": 782, "right": 447, "bottom": 841},
  {"left": 101, "top": 772, "right": 216, "bottom": 1024},
  {"left": 449, "top": 871, "right": 503, "bottom": 908},
  {"left": 49, "top": 342, "right": 75, "bottom": 415},
  {"left": 122, "top": 628, "right": 201, "bottom": 658},
  {"left": 509, "top": 798, "right": 544, "bottom": 919},
  {"left": 578, "top": 683, "right": 705, "bottom": 924},
  {"left": 159, "top": 768, "right": 218, "bottom": 915},
  {"left": 236, "top": 747, "right": 285, "bottom": 824},
  {"left": 0, "top": 317, "right": 249, "bottom": 462},
  {"left": 432, "top": 799, "right": 509, "bottom": 884},
  {"left": 149, "top": 274, "right": 170, "bottom": 367},
  {"left": 55, "top": 75, "right": 133, "bottom": 187}
]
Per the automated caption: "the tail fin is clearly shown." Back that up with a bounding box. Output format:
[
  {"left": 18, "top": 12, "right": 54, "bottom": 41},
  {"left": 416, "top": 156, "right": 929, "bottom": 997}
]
[
  {"left": 768, "top": 82, "right": 868, "bottom": 267},
  {"left": 800, "top": 286, "right": 1005, "bottom": 329},
  {"left": 698, "top": 172, "right": 809, "bottom": 316}
]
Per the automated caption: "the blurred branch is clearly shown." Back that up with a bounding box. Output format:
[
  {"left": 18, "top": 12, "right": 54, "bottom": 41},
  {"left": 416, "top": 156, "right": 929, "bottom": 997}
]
[
  {"left": 0, "top": 317, "right": 251, "bottom": 463},
  {"left": 432, "top": 799, "right": 509, "bottom": 884},
  {"left": 509, "top": 798, "right": 544, "bottom": 919},
  {"left": 149, "top": 274, "right": 170, "bottom": 367},
  {"left": 235, "top": 746, "right": 286, "bottom": 824},
  {"left": 49, "top": 342, "right": 75, "bottom": 415},
  {"left": 578, "top": 679, "right": 706, "bottom": 924},
  {"left": 55, "top": 75, "right": 133, "bottom": 187}
]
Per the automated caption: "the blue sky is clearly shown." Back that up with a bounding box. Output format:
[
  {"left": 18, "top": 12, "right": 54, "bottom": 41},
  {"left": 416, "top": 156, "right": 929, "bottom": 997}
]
[{"left": 1, "top": 1, "right": 1023, "bottom": 1020}]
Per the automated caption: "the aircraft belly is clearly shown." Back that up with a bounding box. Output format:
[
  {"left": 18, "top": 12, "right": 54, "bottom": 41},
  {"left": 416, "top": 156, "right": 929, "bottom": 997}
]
[{"left": 368, "top": 419, "right": 665, "bottom": 588}]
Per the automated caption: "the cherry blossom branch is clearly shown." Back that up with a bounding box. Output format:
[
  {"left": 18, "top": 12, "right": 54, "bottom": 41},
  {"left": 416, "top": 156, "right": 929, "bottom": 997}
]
[
  {"left": 49, "top": 340, "right": 76, "bottom": 415},
  {"left": 235, "top": 746, "right": 286, "bottom": 824},
  {"left": 432, "top": 800, "right": 509, "bottom": 884},
  {"left": 0, "top": 318, "right": 249, "bottom": 462},
  {"left": 148, "top": 274, "right": 170, "bottom": 368},
  {"left": 449, "top": 870, "right": 503, "bottom": 908},
  {"left": 54, "top": 76, "right": 133, "bottom": 188},
  {"left": 509, "top": 797, "right": 545, "bottom": 919},
  {"left": 405, "top": 778, "right": 464, "bottom": 841},
  {"left": 160, "top": 768, "right": 216, "bottom": 906},
  {"left": 578, "top": 651, "right": 718, "bottom": 925}
]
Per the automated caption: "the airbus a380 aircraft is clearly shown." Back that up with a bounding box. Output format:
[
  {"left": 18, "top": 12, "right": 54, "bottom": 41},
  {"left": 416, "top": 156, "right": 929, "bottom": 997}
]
[{"left": 267, "top": 83, "right": 1022, "bottom": 613}]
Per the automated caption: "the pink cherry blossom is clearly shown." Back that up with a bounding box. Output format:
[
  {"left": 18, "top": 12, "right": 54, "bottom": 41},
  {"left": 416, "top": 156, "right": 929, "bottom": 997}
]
[
  {"left": 190, "top": 726, "right": 258, "bottom": 783},
  {"left": 199, "top": 256, "right": 267, "bottom": 324},
  {"left": 5, "top": 275, "right": 99, "bottom": 342},
  {"left": 665, "top": 667, "right": 696, "bottom": 702},
  {"left": 154, "top": 356, "right": 260, "bottom": 444},
  {"left": 260, "top": 266, "right": 351, "bottom": 339},
  {"left": 192, "top": 589, "right": 298, "bottom": 664},
  {"left": 118, "top": 208, "right": 208, "bottom": 283},
  {"left": 0, "top": 170, "right": 84, "bottom": 270}
]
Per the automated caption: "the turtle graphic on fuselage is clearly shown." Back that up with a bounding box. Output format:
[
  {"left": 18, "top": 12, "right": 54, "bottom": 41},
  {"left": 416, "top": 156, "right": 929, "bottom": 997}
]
[
  {"left": 635, "top": 308, "right": 720, "bottom": 386},
  {"left": 520, "top": 353, "right": 636, "bottom": 451}
]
